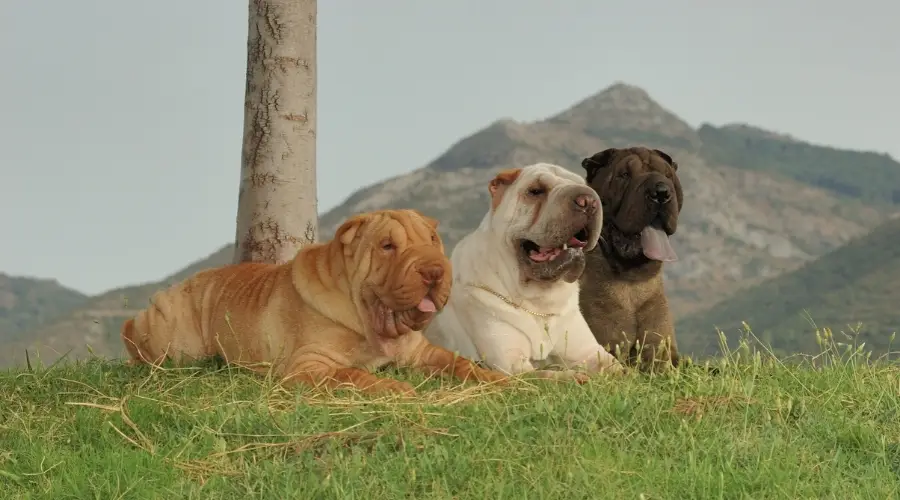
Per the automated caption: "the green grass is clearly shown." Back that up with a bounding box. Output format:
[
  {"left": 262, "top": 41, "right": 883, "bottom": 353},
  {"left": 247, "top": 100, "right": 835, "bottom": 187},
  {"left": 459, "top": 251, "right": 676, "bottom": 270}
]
[{"left": 1, "top": 335, "right": 899, "bottom": 499}]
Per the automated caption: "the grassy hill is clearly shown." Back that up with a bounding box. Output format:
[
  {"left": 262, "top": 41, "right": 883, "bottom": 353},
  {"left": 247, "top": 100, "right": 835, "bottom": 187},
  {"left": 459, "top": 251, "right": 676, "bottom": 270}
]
[
  {"left": 0, "top": 274, "right": 88, "bottom": 339},
  {"left": 2, "top": 351, "right": 898, "bottom": 498},
  {"left": 4, "top": 82, "right": 900, "bottom": 368},
  {"left": 678, "top": 215, "right": 900, "bottom": 357}
]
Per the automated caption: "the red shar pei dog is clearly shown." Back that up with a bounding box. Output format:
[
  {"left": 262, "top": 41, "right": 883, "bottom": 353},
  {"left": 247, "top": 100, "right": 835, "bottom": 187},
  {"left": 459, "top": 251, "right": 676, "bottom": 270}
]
[{"left": 121, "top": 209, "right": 507, "bottom": 395}]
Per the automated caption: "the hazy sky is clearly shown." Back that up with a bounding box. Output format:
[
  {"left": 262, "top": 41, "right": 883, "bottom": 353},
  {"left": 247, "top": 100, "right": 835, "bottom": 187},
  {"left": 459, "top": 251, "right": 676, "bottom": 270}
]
[{"left": 1, "top": 0, "right": 897, "bottom": 295}]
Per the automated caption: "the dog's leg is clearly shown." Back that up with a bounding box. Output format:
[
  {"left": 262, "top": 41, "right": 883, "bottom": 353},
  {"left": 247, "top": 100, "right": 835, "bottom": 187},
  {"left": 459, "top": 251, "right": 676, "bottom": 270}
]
[
  {"left": 283, "top": 359, "right": 415, "bottom": 395},
  {"left": 456, "top": 324, "right": 592, "bottom": 384},
  {"left": 634, "top": 295, "right": 679, "bottom": 373},
  {"left": 582, "top": 302, "right": 634, "bottom": 364},
  {"left": 552, "top": 314, "right": 626, "bottom": 376},
  {"left": 631, "top": 333, "right": 679, "bottom": 373},
  {"left": 522, "top": 363, "right": 592, "bottom": 384},
  {"left": 398, "top": 332, "right": 508, "bottom": 385},
  {"left": 480, "top": 347, "right": 592, "bottom": 384},
  {"left": 121, "top": 318, "right": 149, "bottom": 365}
]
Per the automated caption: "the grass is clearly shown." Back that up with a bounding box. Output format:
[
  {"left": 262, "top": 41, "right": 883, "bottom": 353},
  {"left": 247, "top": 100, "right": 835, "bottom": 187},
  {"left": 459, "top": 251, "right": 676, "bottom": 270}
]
[{"left": 1, "top": 332, "right": 899, "bottom": 499}]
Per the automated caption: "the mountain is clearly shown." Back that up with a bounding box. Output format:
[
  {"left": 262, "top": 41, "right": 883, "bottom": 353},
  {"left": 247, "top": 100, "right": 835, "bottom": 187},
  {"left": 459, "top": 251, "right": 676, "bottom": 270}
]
[
  {"left": 0, "top": 274, "right": 89, "bottom": 339},
  {"left": 698, "top": 123, "right": 900, "bottom": 206},
  {"left": 677, "top": 214, "right": 900, "bottom": 358},
  {"left": 3, "top": 82, "right": 899, "bottom": 368}
]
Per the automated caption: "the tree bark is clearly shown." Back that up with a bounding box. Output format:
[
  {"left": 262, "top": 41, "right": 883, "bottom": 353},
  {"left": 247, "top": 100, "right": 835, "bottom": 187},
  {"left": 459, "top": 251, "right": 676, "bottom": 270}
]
[{"left": 233, "top": 0, "right": 318, "bottom": 264}]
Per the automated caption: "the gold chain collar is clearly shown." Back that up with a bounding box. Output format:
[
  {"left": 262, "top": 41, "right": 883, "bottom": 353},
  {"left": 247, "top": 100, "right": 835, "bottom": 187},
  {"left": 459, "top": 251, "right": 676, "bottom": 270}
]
[{"left": 466, "top": 283, "right": 557, "bottom": 319}]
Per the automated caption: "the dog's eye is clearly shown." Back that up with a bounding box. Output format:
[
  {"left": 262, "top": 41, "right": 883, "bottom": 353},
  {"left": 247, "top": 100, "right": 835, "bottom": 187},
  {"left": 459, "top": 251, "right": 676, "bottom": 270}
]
[
  {"left": 431, "top": 233, "right": 439, "bottom": 244},
  {"left": 618, "top": 171, "right": 631, "bottom": 180},
  {"left": 381, "top": 239, "right": 395, "bottom": 251},
  {"left": 527, "top": 187, "right": 546, "bottom": 196}
]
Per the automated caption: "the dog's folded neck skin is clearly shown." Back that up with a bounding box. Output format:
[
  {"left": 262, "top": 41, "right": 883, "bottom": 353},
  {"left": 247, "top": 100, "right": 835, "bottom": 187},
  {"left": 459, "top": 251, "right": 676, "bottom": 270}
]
[
  {"left": 294, "top": 235, "right": 413, "bottom": 348},
  {"left": 293, "top": 234, "right": 409, "bottom": 349},
  {"left": 293, "top": 212, "right": 449, "bottom": 352},
  {"left": 291, "top": 240, "right": 367, "bottom": 335}
]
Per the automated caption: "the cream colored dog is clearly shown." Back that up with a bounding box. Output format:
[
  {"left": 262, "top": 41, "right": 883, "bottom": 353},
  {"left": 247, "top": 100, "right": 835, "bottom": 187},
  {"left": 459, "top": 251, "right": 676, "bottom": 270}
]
[{"left": 424, "top": 163, "right": 623, "bottom": 381}]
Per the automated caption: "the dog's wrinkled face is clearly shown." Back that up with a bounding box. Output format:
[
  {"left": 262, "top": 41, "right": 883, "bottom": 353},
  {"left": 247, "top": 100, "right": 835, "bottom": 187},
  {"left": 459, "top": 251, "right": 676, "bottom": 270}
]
[
  {"left": 488, "top": 163, "right": 603, "bottom": 283},
  {"left": 581, "top": 147, "right": 683, "bottom": 263},
  {"left": 334, "top": 209, "right": 451, "bottom": 339}
]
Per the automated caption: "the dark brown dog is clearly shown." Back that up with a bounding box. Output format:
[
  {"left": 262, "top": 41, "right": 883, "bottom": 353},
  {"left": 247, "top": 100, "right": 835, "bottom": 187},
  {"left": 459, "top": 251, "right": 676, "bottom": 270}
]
[{"left": 578, "top": 147, "right": 683, "bottom": 372}]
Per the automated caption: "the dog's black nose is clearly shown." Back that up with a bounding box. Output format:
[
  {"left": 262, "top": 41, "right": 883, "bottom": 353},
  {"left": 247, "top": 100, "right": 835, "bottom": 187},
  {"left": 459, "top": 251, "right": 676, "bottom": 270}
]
[{"left": 649, "top": 182, "right": 671, "bottom": 204}]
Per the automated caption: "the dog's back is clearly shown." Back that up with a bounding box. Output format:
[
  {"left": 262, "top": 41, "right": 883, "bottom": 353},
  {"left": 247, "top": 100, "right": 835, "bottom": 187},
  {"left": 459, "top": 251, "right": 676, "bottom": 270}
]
[{"left": 120, "top": 262, "right": 280, "bottom": 367}]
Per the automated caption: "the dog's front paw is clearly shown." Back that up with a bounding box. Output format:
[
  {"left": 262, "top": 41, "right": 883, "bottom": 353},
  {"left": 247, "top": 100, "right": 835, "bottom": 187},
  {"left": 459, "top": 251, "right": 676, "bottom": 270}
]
[
  {"left": 374, "top": 379, "right": 417, "bottom": 396},
  {"left": 571, "top": 371, "right": 591, "bottom": 384},
  {"left": 603, "top": 361, "right": 627, "bottom": 376},
  {"left": 529, "top": 369, "right": 589, "bottom": 384},
  {"left": 469, "top": 366, "right": 509, "bottom": 385}
]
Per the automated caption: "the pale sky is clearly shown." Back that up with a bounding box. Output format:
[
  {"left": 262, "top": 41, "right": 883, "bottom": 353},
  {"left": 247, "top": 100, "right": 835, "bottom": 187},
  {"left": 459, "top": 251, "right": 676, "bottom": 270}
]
[{"left": 1, "top": 0, "right": 897, "bottom": 295}]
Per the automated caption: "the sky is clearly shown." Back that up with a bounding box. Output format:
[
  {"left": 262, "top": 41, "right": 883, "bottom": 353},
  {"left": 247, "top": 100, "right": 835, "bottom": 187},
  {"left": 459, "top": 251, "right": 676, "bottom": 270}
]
[{"left": 1, "top": 0, "right": 897, "bottom": 295}]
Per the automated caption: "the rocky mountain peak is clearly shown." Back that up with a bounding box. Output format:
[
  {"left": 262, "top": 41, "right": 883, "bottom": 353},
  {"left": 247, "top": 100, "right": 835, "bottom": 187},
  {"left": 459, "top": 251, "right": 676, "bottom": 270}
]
[
  {"left": 584, "top": 82, "right": 657, "bottom": 111},
  {"left": 549, "top": 82, "right": 700, "bottom": 149}
]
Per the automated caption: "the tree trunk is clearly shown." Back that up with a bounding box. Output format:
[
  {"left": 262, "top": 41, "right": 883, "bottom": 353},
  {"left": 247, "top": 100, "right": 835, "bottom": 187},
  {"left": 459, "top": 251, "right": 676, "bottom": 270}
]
[{"left": 233, "top": 0, "right": 318, "bottom": 264}]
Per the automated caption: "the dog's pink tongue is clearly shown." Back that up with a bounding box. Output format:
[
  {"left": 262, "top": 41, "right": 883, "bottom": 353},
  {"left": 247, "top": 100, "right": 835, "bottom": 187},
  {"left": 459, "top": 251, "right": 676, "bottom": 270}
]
[
  {"left": 529, "top": 247, "right": 561, "bottom": 262},
  {"left": 416, "top": 297, "right": 437, "bottom": 313},
  {"left": 640, "top": 226, "right": 678, "bottom": 262}
]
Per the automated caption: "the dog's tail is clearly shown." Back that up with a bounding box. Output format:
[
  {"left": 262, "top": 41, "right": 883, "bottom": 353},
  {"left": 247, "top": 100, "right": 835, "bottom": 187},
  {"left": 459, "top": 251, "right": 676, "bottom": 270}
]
[
  {"left": 121, "top": 316, "right": 146, "bottom": 364},
  {"left": 121, "top": 283, "right": 215, "bottom": 367},
  {"left": 120, "top": 290, "right": 175, "bottom": 366}
]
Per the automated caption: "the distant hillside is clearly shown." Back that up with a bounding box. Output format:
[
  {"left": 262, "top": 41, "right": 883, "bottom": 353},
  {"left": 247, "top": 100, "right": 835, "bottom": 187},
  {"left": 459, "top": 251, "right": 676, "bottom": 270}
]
[
  {"left": 4, "top": 82, "right": 899, "bottom": 368},
  {"left": 0, "top": 246, "right": 233, "bottom": 368},
  {"left": 0, "top": 274, "right": 88, "bottom": 339},
  {"left": 698, "top": 123, "right": 900, "bottom": 206},
  {"left": 678, "top": 215, "right": 900, "bottom": 358}
]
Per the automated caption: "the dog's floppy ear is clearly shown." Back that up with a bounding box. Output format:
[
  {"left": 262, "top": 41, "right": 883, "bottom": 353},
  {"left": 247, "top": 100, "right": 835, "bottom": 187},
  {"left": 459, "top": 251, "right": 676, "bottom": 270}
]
[
  {"left": 335, "top": 214, "right": 369, "bottom": 247},
  {"left": 420, "top": 214, "right": 440, "bottom": 230},
  {"left": 653, "top": 148, "right": 678, "bottom": 171},
  {"left": 581, "top": 148, "right": 617, "bottom": 183},
  {"left": 488, "top": 168, "right": 522, "bottom": 211}
]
